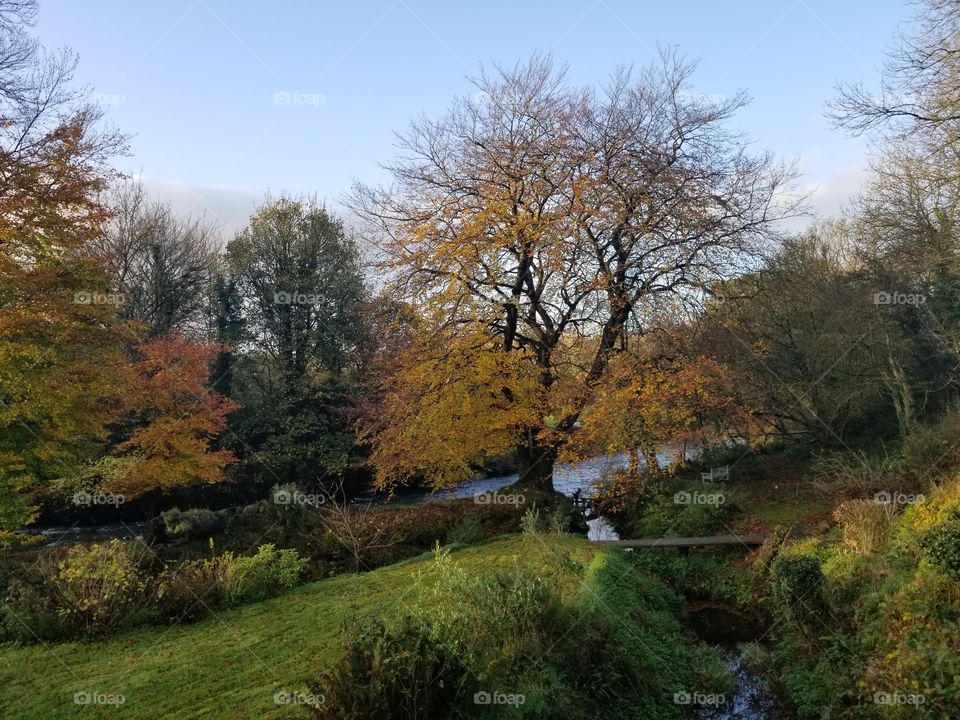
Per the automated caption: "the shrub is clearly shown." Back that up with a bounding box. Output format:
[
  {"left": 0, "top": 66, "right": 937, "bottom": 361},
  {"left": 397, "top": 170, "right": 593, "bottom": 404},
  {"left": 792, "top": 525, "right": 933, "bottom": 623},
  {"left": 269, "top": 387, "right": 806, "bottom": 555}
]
[
  {"left": 769, "top": 554, "right": 827, "bottom": 636},
  {"left": 312, "top": 615, "right": 475, "bottom": 720},
  {"left": 751, "top": 526, "right": 791, "bottom": 576},
  {"left": 591, "top": 468, "right": 650, "bottom": 520},
  {"left": 698, "top": 439, "right": 761, "bottom": 480},
  {"left": 444, "top": 516, "right": 482, "bottom": 546},
  {"left": 919, "top": 507, "right": 960, "bottom": 576},
  {"left": 833, "top": 499, "right": 897, "bottom": 555},
  {"left": 267, "top": 483, "right": 314, "bottom": 533},
  {"left": 317, "top": 490, "right": 399, "bottom": 572},
  {"left": 314, "top": 546, "right": 721, "bottom": 720},
  {"left": 520, "top": 506, "right": 541, "bottom": 535},
  {"left": 226, "top": 544, "right": 306, "bottom": 603},
  {"left": 632, "top": 488, "right": 739, "bottom": 538},
  {"left": 1, "top": 553, "right": 64, "bottom": 642},
  {"left": 866, "top": 566, "right": 960, "bottom": 715},
  {"left": 160, "top": 507, "right": 224, "bottom": 542},
  {"left": 811, "top": 449, "right": 898, "bottom": 495},
  {"left": 38, "top": 540, "right": 146, "bottom": 637},
  {"left": 156, "top": 552, "right": 234, "bottom": 622},
  {"left": 900, "top": 408, "right": 960, "bottom": 482}
]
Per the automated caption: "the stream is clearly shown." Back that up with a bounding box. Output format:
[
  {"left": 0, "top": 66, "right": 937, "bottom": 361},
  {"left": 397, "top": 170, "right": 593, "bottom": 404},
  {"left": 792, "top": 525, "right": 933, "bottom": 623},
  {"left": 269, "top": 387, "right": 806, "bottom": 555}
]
[
  {"left": 412, "top": 453, "right": 789, "bottom": 719},
  {"left": 689, "top": 605, "right": 788, "bottom": 720}
]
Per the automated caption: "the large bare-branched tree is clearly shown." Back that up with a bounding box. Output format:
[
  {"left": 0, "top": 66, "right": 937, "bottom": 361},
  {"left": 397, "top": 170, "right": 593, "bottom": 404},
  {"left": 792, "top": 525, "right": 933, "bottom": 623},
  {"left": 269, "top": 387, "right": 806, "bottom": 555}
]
[{"left": 351, "top": 52, "right": 798, "bottom": 491}]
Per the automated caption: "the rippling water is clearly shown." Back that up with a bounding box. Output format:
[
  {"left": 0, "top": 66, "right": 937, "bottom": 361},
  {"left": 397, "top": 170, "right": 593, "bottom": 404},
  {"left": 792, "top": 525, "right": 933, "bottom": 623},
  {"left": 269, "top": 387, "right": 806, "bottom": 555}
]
[
  {"left": 408, "top": 447, "right": 688, "bottom": 541},
  {"left": 699, "top": 649, "right": 785, "bottom": 720}
]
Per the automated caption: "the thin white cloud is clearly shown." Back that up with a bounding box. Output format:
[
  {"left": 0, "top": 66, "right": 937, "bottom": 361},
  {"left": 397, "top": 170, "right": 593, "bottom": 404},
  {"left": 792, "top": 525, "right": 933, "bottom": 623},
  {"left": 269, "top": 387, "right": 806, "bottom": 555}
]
[{"left": 138, "top": 177, "right": 261, "bottom": 243}]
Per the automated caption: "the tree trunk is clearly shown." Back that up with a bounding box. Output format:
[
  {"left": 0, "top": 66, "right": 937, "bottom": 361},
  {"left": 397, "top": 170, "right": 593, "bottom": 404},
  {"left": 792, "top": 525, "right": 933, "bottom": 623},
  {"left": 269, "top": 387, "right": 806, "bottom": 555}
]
[
  {"left": 143, "top": 497, "right": 166, "bottom": 545},
  {"left": 641, "top": 444, "right": 660, "bottom": 473},
  {"left": 516, "top": 433, "right": 558, "bottom": 492}
]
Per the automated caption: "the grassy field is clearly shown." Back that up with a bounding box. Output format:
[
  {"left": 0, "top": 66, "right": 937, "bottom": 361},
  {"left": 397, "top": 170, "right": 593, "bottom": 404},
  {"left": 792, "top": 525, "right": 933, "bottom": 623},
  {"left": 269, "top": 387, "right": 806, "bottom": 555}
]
[{"left": 0, "top": 534, "right": 598, "bottom": 720}]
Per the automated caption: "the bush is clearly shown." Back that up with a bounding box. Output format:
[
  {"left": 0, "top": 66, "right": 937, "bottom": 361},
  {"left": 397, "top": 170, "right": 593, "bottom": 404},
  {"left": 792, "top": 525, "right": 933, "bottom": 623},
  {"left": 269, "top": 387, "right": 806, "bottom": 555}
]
[
  {"left": 811, "top": 449, "right": 899, "bottom": 496},
  {"left": 900, "top": 408, "right": 960, "bottom": 482},
  {"left": 156, "top": 552, "right": 234, "bottom": 622},
  {"left": 833, "top": 499, "right": 897, "bottom": 555},
  {"left": 444, "top": 517, "right": 482, "bottom": 546},
  {"left": 590, "top": 468, "right": 650, "bottom": 521},
  {"left": 769, "top": 554, "right": 827, "bottom": 636},
  {"left": 3, "top": 540, "right": 150, "bottom": 640},
  {"left": 751, "top": 526, "right": 791, "bottom": 576},
  {"left": 161, "top": 507, "right": 224, "bottom": 542},
  {"left": 313, "top": 546, "right": 722, "bottom": 720},
  {"left": 632, "top": 488, "right": 739, "bottom": 538},
  {"left": 520, "top": 506, "right": 541, "bottom": 535},
  {"left": 2, "top": 544, "right": 150, "bottom": 642},
  {"left": 1, "top": 553, "right": 64, "bottom": 642},
  {"left": 919, "top": 507, "right": 960, "bottom": 576},
  {"left": 313, "top": 615, "right": 475, "bottom": 720},
  {"left": 226, "top": 544, "right": 306, "bottom": 603},
  {"left": 698, "top": 440, "right": 761, "bottom": 481},
  {"left": 52, "top": 540, "right": 148, "bottom": 638}
]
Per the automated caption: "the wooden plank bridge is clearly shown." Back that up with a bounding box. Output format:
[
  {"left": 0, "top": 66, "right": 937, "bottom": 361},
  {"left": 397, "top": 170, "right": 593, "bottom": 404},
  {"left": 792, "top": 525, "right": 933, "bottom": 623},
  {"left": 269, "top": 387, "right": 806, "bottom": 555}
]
[{"left": 592, "top": 534, "right": 767, "bottom": 549}]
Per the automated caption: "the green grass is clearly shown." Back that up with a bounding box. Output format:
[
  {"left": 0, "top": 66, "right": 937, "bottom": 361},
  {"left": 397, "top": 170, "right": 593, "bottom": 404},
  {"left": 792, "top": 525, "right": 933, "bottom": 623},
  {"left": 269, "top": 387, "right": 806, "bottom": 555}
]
[
  {"left": 735, "top": 486, "right": 835, "bottom": 528},
  {"left": 667, "top": 466, "right": 837, "bottom": 533},
  {"left": 0, "top": 535, "right": 596, "bottom": 720}
]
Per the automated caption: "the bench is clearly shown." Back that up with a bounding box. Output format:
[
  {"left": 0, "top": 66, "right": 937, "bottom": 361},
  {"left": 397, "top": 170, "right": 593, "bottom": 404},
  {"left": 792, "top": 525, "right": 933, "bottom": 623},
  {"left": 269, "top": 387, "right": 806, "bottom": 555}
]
[{"left": 701, "top": 465, "right": 730, "bottom": 483}]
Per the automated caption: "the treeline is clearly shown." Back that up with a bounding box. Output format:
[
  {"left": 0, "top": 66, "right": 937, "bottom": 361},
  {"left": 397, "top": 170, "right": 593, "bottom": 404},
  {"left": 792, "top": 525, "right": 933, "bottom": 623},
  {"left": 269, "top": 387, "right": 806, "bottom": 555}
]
[
  {"left": 0, "top": 0, "right": 376, "bottom": 535},
  {"left": 5, "top": 0, "right": 960, "bottom": 537}
]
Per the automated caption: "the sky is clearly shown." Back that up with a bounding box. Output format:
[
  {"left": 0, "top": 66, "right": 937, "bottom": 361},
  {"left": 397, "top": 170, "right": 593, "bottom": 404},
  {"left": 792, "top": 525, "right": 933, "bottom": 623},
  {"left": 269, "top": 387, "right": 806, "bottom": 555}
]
[{"left": 34, "top": 0, "right": 912, "bottom": 238}]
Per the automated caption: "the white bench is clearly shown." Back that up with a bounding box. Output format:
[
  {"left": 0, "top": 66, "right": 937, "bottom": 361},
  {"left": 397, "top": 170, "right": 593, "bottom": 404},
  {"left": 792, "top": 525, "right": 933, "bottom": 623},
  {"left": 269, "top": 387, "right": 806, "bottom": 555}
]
[{"left": 701, "top": 465, "right": 730, "bottom": 483}]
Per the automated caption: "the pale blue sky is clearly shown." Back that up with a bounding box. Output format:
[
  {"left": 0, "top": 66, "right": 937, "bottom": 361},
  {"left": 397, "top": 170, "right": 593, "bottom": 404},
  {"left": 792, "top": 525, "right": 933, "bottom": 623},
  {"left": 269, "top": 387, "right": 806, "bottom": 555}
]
[{"left": 36, "top": 0, "right": 910, "bottom": 234}]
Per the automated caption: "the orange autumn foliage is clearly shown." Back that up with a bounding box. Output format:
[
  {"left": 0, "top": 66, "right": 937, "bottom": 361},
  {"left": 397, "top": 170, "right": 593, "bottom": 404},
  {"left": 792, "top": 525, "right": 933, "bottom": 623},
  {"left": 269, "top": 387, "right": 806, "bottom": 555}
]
[
  {"left": 107, "top": 332, "right": 238, "bottom": 496},
  {"left": 357, "top": 327, "right": 543, "bottom": 491},
  {"left": 567, "top": 345, "right": 744, "bottom": 469}
]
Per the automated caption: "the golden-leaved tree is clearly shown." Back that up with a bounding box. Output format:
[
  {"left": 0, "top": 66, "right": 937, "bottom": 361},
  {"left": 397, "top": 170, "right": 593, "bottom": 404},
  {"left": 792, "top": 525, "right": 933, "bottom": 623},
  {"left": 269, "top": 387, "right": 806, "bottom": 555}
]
[
  {"left": 352, "top": 52, "right": 797, "bottom": 492},
  {"left": 0, "top": 1, "right": 237, "bottom": 538},
  {"left": 0, "top": 0, "right": 130, "bottom": 537}
]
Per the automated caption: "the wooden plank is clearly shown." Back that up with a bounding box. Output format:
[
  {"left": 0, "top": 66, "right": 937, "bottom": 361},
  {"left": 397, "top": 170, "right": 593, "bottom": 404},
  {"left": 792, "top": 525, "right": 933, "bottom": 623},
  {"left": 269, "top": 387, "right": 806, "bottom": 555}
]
[{"left": 592, "top": 534, "right": 767, "bottom": 548}]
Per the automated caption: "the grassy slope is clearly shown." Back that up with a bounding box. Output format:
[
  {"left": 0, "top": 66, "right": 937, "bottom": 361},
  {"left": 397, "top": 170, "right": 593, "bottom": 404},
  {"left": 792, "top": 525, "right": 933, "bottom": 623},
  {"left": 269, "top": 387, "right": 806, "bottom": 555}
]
[{"left": 0, "top": 535, "right": 596, "bottom": 720}]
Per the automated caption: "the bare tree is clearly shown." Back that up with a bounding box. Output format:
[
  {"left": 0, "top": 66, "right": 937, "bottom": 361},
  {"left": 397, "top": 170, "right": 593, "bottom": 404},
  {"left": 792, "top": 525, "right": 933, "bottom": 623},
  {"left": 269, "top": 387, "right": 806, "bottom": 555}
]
[
  {"left": 830, "top": 0, "right": 960, "bottom": 143},
  {"left": 317, "top": 478, "right": 396, "bottom": 571},
  {"left": 95, "top": 180, "right": 218, "bottom": 336}
]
